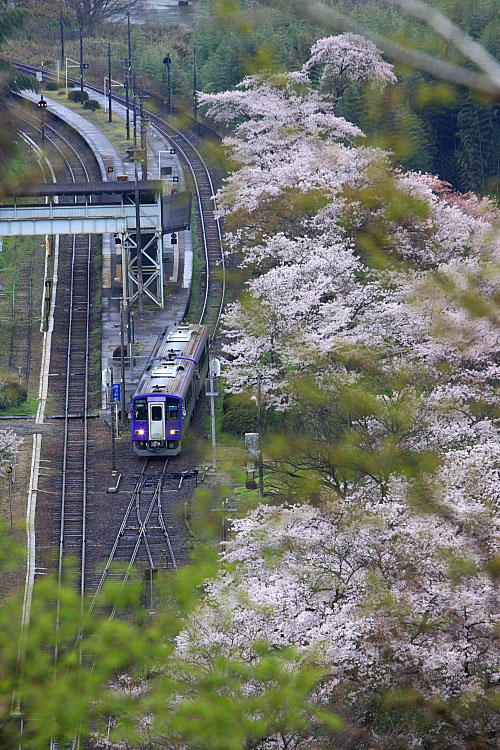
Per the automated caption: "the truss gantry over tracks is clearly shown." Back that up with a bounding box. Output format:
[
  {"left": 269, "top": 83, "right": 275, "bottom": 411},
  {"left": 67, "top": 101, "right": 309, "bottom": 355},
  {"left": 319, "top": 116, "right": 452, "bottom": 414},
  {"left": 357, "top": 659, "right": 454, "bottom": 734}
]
[{"left": 0, "top": 181, "right": 192, "bottom": 308}]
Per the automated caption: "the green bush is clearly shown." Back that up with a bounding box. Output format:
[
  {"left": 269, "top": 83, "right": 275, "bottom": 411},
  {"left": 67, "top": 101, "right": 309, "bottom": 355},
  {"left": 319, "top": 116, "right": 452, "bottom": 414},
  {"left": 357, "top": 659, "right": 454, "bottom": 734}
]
[
  {"left": 0, "top": 379, "right": 27, "bottom": 410},
  {"left": 45, "top": 81, "right": 63, "bottom": 91},
  {"left": 83, "top": 99, "right": 101, "bottom": 110},
  {"left": 221, "top": 406, "right": 258, "bottom": 435},
  {"left": 220, "top": 394, "right": 286, "bottom": 435},
  {"left": 67, "top": 89, "right": 89, "bottom": 103}
]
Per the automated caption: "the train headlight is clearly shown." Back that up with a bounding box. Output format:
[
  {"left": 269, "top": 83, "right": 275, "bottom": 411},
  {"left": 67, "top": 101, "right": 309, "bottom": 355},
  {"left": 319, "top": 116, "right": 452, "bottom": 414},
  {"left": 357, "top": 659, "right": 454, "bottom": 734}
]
[
  {"left": 169, "top": 429, "right": 179, "bottom": 435},
  {"left": 135, "top": 429, "right": 145, "bottom": 436}
]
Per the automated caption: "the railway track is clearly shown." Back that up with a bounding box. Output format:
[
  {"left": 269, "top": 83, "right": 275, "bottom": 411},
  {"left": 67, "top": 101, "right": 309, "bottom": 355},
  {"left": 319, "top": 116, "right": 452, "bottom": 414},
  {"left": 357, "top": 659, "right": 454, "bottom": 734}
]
[
  {"left": 9, "top": 65, "right": 230, "bottom": 612},
  {"left": 9, "top": 102, "right": 102, "bottom": 749},
  {"left": 12, "top": 62, "right": 226, "bottom": 336},
  {"left": 9, "top": 65, "right": 228, "bottom": 745},
  {"left": 149, "top": 118, "right": 225, "bottom": 332},
  {"left": 16, "top": 101, "right": 102, "bottom": 598},
  {"left": 55, "top": 233, "right": 92, "bottom": 598},
  {"left": 7, "top": 106, "right": 94, "bottom": 390},
  {"left": 11, "top": 64, "right": 227, "bottom": 615},
  {"left": 89, "top": 460, "right": 171, "bottom": 611}
]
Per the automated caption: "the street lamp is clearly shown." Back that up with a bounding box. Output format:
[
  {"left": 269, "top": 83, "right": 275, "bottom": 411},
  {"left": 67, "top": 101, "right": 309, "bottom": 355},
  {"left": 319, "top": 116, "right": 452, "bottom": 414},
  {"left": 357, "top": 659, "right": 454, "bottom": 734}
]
[
  {"left": 163, "top": 53, "right": 172, "bottom": 115},
  {"left": 107, "top": 43, "right": 112, "bottom": 122},
  {"left": 79, "top": 27, "right": 84, "bottom": 103},
  {"left": 37, "top": 94, "right": 47, "bottom": 142}
]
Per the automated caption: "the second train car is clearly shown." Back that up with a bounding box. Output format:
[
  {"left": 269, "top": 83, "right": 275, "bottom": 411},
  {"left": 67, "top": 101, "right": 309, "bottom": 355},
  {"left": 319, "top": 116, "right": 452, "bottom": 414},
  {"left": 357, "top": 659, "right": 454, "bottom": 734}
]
[{"left": 131, "top": 323, "right": 209, "bottom": 456}]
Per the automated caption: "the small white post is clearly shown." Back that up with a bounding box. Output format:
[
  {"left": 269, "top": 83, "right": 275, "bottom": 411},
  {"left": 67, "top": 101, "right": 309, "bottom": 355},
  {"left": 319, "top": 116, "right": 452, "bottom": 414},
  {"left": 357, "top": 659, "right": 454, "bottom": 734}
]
[{"left": 205, "top": 358, "right": 220, "bottom": 470}]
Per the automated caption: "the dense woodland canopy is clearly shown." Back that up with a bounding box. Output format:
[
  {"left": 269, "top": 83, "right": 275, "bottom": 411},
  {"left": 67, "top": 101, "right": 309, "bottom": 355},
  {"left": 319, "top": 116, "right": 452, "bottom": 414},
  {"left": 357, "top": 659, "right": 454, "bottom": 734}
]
[{"left": 194, "top": 0, "right": 500, "bottom": 195}]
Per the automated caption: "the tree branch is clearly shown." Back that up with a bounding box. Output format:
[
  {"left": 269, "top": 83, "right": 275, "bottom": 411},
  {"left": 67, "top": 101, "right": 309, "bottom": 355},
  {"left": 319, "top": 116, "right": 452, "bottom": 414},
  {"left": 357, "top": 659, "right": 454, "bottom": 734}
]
[
  {"left": 388, "top": 0, "right": 500, "bottom": 91},
  {"left": 289, "top": 0, "right": 500, "bottom": 96}
]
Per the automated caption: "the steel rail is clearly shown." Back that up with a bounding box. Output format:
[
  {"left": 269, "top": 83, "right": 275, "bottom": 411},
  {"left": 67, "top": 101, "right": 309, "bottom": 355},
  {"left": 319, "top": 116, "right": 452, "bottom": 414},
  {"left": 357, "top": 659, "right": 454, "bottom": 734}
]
[
  {"left": 109, "top": 460, "right": 169, "bottom": 619},
  {"left": 38, "top": 116, "right": 92, "bottom": 682},
  {"left": 87, "top": 459, "right": 177, "bottom": 619},
  {"left": 148, "top": 119, "right": 225, "bottom": 334},
  {"left": 14, "top": 105, "right": 90, "bottom": 179},
  {"left": 150, "top": 120, "right": 211, "bottom": 322},
  {"left": 87, "top": 460, "right": 148, "bottom": 614}
]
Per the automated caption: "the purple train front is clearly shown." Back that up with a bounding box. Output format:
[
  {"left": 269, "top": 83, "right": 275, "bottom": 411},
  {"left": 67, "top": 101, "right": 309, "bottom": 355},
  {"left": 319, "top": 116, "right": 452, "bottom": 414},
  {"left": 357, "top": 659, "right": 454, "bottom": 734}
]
[{"left": 131, "top": 323, "right": 209, "bottom": 456}]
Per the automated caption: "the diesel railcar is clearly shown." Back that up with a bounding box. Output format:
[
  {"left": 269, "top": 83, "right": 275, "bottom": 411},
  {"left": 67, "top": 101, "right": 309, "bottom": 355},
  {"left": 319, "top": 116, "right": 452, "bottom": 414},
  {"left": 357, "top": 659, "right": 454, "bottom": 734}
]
[{"left": 131, "top": 323, "right": 209, "bottom": 456}]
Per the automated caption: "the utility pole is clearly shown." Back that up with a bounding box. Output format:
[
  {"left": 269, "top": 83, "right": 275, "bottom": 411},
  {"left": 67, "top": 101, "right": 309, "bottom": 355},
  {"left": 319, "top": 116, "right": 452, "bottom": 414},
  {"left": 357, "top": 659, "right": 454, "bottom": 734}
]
[
  {"left": 109, "top": 365, "right": 117, "bottom": 466},
  {"left": 124, "top": 75, "right": 130, "bottom": 139},
  {"left": 205, "top": 358, "right": 220, "bottom": 470},
  {"left": 132, "top": 74, "right": 137, "bottom": 146},
  {"left": 257, "top": 375, "right": 264, "bottom": 498},
  {"left": 139, "top": 94, "right": 149, "bottom": 180},
  {"left": 126, "top": 12, "right": 131, "bottom": 139},
  {"left": 193, "top": 43, "right": 198, "bottom": 129},
  {"left": 127, "top": 11, "right": 132, "bottom": 74},
  {"left": 139, "top": 97, "right": 148, "bottom": 179},
  {"left": 6, "top": 466, "right": 13, "bottom": 533},
  {"left": 129, "top": 311, "right": 134, "bottom": 377},
  {"left": 133, "top": 153, "right": 144, "bottom": 313},
  {"left": 107, "top": 43, "right": 112, "bottom": 122},
  {"left": 120, "top": 302, "right": 127, "bottom": 425},
  {"left": 59, "top": 1, "right": 65, "bottom": 64},
  {"left": 79, "top": 27, "right": 84, "bottom": 104}
]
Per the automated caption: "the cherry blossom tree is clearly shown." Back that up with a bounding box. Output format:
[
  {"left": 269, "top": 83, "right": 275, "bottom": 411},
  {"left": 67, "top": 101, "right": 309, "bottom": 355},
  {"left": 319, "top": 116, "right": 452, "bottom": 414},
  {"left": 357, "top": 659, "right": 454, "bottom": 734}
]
[
  {"left": 176, "top": 444, "right": 500, "bottom": 748},
  {"left": 0, "top": 429, "right": 21, "bottom": 473},
  {"left": 303, "top": 32, "right": 397, "bottom": 103},
  {"left": 191, "top": 31, "right": 500, "bottom": 748}
]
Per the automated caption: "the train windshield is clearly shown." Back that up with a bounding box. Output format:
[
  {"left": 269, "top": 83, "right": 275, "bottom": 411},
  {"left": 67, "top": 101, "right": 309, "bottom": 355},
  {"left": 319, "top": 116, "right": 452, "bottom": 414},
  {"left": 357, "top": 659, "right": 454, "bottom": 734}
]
[
  {"left": 134, "top": 397, "right": 148, "bottom": 421},
  {"left": 166, "top": 396, "right": 180, "bottom": 421},
  {"left": 151, "top": 405, "right": 163, "bottom": 421}
]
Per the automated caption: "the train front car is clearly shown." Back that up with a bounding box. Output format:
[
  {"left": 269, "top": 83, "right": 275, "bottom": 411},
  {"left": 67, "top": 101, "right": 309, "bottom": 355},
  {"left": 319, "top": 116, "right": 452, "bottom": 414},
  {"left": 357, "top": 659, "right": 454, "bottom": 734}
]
[{"left": 132, "top": 323, "right": 209, "bottom": 457}]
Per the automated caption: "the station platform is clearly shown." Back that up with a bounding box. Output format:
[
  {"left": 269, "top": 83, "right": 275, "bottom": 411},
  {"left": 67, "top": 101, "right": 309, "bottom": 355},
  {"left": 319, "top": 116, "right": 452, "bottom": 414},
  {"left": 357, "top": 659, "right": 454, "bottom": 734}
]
[{"left": 18, "top": 89, "right": 193, "bottom": 421}]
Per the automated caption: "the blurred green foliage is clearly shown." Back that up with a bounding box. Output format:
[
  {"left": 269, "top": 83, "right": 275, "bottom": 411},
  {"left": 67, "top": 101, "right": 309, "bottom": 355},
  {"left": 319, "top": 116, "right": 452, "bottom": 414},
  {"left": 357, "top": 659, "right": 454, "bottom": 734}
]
[{"left": 0, "top": 523, "right": 342, "bottom": 748}]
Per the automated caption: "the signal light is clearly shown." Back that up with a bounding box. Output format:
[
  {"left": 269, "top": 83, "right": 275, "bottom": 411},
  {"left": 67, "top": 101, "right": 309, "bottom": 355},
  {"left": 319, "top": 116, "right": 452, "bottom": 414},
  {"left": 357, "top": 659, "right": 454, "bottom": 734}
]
[{"left": 170, "top": 233, "right": 177, "bottom": 245}]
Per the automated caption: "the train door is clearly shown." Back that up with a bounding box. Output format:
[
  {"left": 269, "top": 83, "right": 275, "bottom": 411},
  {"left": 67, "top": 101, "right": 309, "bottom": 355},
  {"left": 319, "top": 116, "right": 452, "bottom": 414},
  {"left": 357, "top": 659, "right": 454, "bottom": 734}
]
[{"left": 148, "top": 401, "right": 166, "bottom": 440}]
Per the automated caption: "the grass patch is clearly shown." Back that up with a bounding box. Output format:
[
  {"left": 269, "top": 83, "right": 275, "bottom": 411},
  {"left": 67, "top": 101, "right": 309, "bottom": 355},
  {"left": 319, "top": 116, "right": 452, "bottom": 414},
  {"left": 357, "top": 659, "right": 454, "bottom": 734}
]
[
  {"left": 90, "top": 236, "right": 103, "bottom": 409},
  {"left": 0, "top": 395, "right": 39, "bottom": 416},
  {"left": 0, "top": 236, "right": 40, "bottom": 373},
  {"left": 43, "top": 87, "right": 152, "bottom": 167}
]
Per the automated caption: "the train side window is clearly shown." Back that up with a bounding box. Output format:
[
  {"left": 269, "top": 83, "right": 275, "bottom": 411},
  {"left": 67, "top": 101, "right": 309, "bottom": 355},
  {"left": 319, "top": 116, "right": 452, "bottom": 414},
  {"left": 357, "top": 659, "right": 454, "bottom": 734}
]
[
  {"left": 134, "top": 398, "right": 148, "bottom": 421},
  {"left": 186, "top": 383, "right": 193, "bottom": 405},
  {"left": 166, "top": 397, "right": 180, "bottom": 420},
  {"left": 199, "top": 345, "right": 206, "bottom": 370},
  {"left": 151, "top": 405, "right": 163, "bottom": 421}
]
